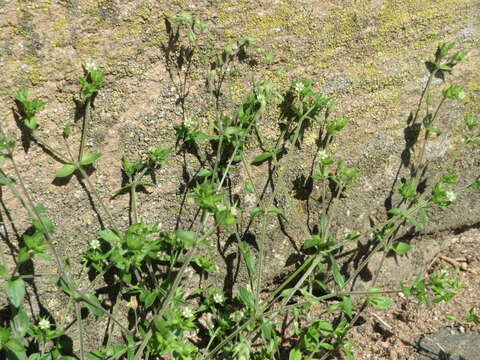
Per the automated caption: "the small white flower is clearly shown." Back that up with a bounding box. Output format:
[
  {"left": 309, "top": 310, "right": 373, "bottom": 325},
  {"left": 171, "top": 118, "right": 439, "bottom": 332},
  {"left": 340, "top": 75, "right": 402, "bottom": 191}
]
[
  {"left": 317, "top": 149, "right": 328, "bottom": 160},
  {"left": 38, "top": 318, "right": 50, "bottom": 330},
  {"left": 84, "top": 62, "right": 97, "bottom": 72},
  {"left": 90, "top": 239, "right": 101, "bottom": 250},
  {"left": 294, "top": 82, "right": 305, "bottom": 93},
  {"left": 446, "top": 191, "right": 456, "bottom": 202},
  {"left": 256, "top": 93, "right": 265, "bottom": 102},
  {"left": 229, "top": 310, "right": 245, "bottom": 322},
  {"left": 217, "top": 204, "right": 227, "bottom": 212},
  {"left": 183, "top": 117, "right": 195, "bottom": 128},
  {"left": 182, "top": 307, "right": 194, "bottom": 318},
  {"left": 213, "top": 293, "right": 225, "bottom": 304},
  {"left": 230, "top": 206, "right": 239, "bottom": 216}
]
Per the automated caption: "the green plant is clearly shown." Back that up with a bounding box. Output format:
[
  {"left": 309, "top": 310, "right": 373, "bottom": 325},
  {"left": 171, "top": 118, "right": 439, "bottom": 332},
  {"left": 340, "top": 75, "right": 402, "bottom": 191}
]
[{"left": 0, "top": 16, "right": 478, "bottom": 360}]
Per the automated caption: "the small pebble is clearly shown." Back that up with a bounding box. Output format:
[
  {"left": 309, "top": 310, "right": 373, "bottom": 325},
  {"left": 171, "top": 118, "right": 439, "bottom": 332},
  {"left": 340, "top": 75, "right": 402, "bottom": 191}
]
[{"left": 389, "top": 349, "right": 398, "bottom": 360}]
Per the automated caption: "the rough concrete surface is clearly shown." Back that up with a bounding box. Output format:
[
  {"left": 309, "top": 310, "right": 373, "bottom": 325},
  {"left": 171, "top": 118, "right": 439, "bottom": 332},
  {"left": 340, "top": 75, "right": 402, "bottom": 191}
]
[{"left": 0, "top": 0, "right": 479, "bottom": 356}]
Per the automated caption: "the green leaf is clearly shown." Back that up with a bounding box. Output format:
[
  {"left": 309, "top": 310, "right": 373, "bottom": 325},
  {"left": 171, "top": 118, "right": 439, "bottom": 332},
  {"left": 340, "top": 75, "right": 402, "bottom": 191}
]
[
  {"left": 463, "top": 115, "right": 478, "bottom": 130},
  {"left": 143, "top": 291, "right": 157, "bottom": 309},
  {"left": 196, "top": 169, "right": 212, "bottom": 178},
  {"left": 328, "top": 253, "right": 344, "bottom": 288},
  {"left": 251, "top": 151, "right": 272, "bottom": 165},
  {"left": 399, "top": 180, "right": 416, "bottom": 200},
  {"left": 342, "top": 348, "right": 355, "bottom": 360},
  {"left": 303, "top": 235, "right": 321, "bottom": 250},
  {"left": 7, "top": 278, "right": 25, "bottom": 308},
  {"left": 24, "top": 117, "right": 38, "bottom": 130},
  {"left": 319, "top": 342, "right": 334, "bottom": 350},
  {"left": 6, "top": 338, "right": 25, "bottom": 353},
  {"left": 32, "top": 216, "right": 54, "bottom": 234},
  {"left": 245, "top": 181, "right": 255, "bottom": 193},
  {"left": 426, "top": 127, "right": 442, "bottom": 136},
  {"left": 239, "top": 242, "right": 256, "bottom": 274},
  {"left": 175, "top": 230, "right": 196, "bottom": 247},
  {"left": 468, "top": 175, "right": 480, "bottom": 190},
  {"left": 80, "top": 153, "right": 101, "bottom": 166},
  {"left": 341, "top": 296, "right": 354, "bottom": 318},
  {"left": 444, "top": 314, "right": 456, "bottom": 321},
  {"left": 0, "top": 326, "right": 10, "bottom": 343},
  {"left": 57, "top": 277, "right": 74, "bottom": 298},
  {"left": 391, "top": 242, "right": 412, "bottom": 255},
  {"left": 125, "top": 232, "right": 142, "bottom": 251},
  {"left": 82, "top": 293, "right": 103, "bottom": 316},
  {"left": 466, "top": 307, "right": 479, "bottom": 323},
  {"left": 99, "top": 229, "right": 121, "bottom": 245},
  {"left": 249, "top": 207, "right": 263, "bottom": 219},
  {"left": 437, "top": 64, "right": 452, "bottom": 71},
  {"left": 54, "top": 164, "right": 76, "bottom": 178},
  {"left": 17, "top": 248, "right": 31, "bottom": 264},
  {"left": 11, "top": 307, "right": 29, "bottom": 337},
  {"left": 238, "top": 286, "right": 255, "bottom": 310},
  {"left": 317, "top": 320, "right": 334, "bottom": 333},
  {"left": 442, "top": 85, "right": 466, "bottom": 100},
  {"left": 267, "top": 206, "right": 286, "bottom": 219},
  {"left": 187, "top": 29, "right": 196, "bottom": 43},
  {"left": 436, "top": 42, "right": 455, "bottom": 58},
  {"left": 441, "top": 172, "right": 458, "bottom": 185},
  {"left": 86, "top": 351, "right": 105, "bottom": 360},
  {"left": 450, "top": 51, "right": 467, "bottom": 62},
  {"left": 15, "top": 88, "right": 28, "bottom": 103},
  {"left": 0, "top": 176, "right": 15, "bottom": 186},
  {"left": 367, "top": 290, "right": 394, "bottom": 309},
  {"left": 289, "top": 348, "right": 302, "bottom": 360}
]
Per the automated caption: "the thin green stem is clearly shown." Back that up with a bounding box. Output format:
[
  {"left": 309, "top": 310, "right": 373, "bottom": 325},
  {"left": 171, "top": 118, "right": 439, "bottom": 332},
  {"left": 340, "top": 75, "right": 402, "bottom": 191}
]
[
  {"left": 130, "top": 184, "right": 138, "bottom": 224},
  {"left": 79, "top": 98, "right": 91, "bottom": 163},
  {"left": 75, "top": 302, "right": 85, "bottom": 360}
]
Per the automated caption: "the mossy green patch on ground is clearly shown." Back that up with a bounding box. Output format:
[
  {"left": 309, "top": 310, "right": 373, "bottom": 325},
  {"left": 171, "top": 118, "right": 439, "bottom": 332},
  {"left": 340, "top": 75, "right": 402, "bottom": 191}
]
[{"left": 16, "top": 0, "right": 51, "bottom": 10}]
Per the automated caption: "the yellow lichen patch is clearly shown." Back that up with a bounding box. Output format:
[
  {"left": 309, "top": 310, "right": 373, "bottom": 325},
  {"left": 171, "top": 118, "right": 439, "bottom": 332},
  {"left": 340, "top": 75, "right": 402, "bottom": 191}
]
[
  {"left": 16, "top": 0, "right": 51, "bottom": 10},
  {"left": 11, "top": 23, "right": 29, "bottom": 37},
  {"left": 48, "top": 15, "right": 70, "bottom": 47},
  {"left": 465, "top": 72, "right": 480, "bottom": 110},
  {"left": 18, "top": 55, "right": 46, "bottom": 85},
  {"left": 73, "top": 36, "right": 101, "bottom": 58},
  {"left": 318, "top": 0, "right": 469, "bottom": 66},
  {"left": 374, "top": 0, "right": 466, "bottom": 52},
  {"left": 217, "top": 0, "right": 318, "bottom": 41},
  {"left": 346, "top": 62, "right": 411, "bottom": 93},
  {"left": 322, "top": 4, "right": 366, "bottom": 49}
]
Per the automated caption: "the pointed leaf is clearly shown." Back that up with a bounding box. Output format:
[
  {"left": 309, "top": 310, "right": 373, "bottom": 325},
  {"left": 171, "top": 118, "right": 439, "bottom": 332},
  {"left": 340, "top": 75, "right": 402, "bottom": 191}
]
[
  {"left": 80, "top": 153, "right": 101, "bottom": 166},
  {"left": 12, "top": 307, "right": 29, "bottom": 337},
  {"left": 238, "top": 286, "right": 255, "bottom": 310},
  {"left": 391, "top": 242, "right": 411, "bottom": 255},
  {"left": 54, "top": 164, "right": 76, "bottom": 178},
  {"left": 7, "top": 278, "right": 25, "bottom": 308},
  {"left": 99, "top": 229, "right": 121, "bottom": 245},
  {"left": 329, "top": 253, "right": 344, "bottom": 288},
  {"left": 175, "top": 230, "right": 196, "bottom": 247},
  {"left": 249, "top": 207, "right": 263, "bottom": 219},
  {"left": 6, "top": 338, "right": 26, "bottom": 353},
  {"left": 82, "top": 293, "right": 103, "bottom": 316},
  {"left": 251, "top": 151, "right": 272, "bottom": 165},
  {"left": 289, "top": 348, "right": 302, "bottom": 360}
]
